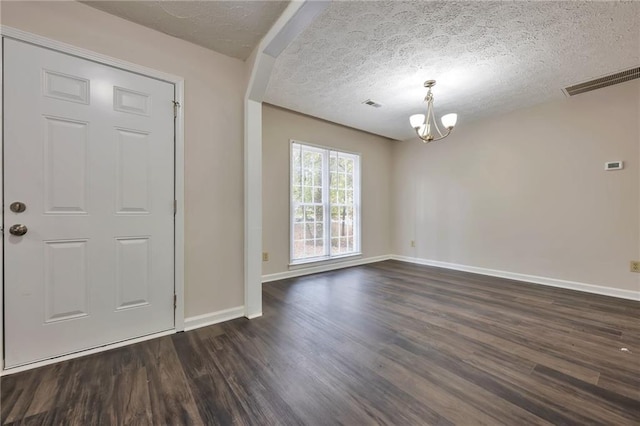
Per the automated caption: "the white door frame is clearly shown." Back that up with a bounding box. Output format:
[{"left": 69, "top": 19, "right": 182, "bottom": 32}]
[{"left": 0, "top": 26, "right": 186, "bottom": 373}]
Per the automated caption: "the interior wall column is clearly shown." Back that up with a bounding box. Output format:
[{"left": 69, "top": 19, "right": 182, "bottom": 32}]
[{"left": 243, "top": 1, "right": 330, "bottom": 318}]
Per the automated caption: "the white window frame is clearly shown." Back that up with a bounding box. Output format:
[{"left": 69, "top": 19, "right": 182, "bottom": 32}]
[{"left": 289, "top": 140, "right": 361, "bottom": 265}]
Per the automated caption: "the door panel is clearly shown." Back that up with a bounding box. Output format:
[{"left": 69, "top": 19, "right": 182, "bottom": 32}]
[
  {"left": 115, "top": 237, "right": 151, "bottom": 310},
  {"left": 115, "top": 128, "right": 151, "bottom": 214},
  {"left": 3, "top": 39, "right": 175, "bottom": 368},
  {"left": 44, "top": 116, "right": 89, "bottom": 214},
  {"left": 43, "top": 70, "right": 90, "bottom": 104},
  {"left": 44, "top": 240, "right": 89, "bottom": 322}
]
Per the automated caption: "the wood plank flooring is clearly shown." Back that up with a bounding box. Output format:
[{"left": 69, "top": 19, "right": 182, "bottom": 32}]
[{"left": 2, "top": 260, "right": 639, "bottom": 425}]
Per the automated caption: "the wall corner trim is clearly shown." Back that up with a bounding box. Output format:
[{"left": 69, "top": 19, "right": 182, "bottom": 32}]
[
  {"left": 391, "top": 255, "right": 640, "bottom": 301},
  {"left": 184, "top": 306, "right": 245, "bottom": 332},
  {"left": 262, "top": 255, "right": 392, "bottom": 283}
]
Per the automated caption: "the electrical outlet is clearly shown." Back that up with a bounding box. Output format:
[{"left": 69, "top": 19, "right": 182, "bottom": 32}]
[
  {"left": 631, "top": 261, "right": 640, "bottom": 273},
  {"left": 410, "top": 240, "right": 415, "bottom": 248},
  {"left": 262, "top": 252, "right": 269, "bottom": 262}
]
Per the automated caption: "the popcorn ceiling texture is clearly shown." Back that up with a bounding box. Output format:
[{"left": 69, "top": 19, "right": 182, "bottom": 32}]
[
  {"left": 83, "top": 1, "right": 289, "bottom": 60},
  {"left": 265, "top": 1, "right": 640, "bottom": 140}
]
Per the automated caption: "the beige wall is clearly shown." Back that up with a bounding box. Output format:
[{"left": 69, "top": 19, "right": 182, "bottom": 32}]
[
  {"left": 392, "top": 80, "right": 640, "bottom": 292},
  {"left": 1, "top": 1, "right": 246, "bottom": 316},
  {"left": 262, "top": 104, "right": 393, "bottom": 275}
]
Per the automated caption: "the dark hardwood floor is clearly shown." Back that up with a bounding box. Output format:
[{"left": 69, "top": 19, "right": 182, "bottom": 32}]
[{"left": 2, "top": 260, "right": 639, "bottom": 425}]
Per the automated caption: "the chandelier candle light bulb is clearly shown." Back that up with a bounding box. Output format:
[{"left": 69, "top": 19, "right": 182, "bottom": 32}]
[{"left": 409, "top": 80, "right": 457, "bottom": 143}]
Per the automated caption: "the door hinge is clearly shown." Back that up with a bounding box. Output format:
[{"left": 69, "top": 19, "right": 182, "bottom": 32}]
[
  {"left": 174, "top": 294, "right": 177, "bottom": 310},
  {"left": 173, "top": 200, "right": 177, "bottom": 216},
  {"left": 172, "top": 100, "right": 181, "bottom": 118}
]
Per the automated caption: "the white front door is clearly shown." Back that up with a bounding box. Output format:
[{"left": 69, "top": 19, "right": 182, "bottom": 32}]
[{"left": 3, "top": 39, "right": 176, "bottom": 368}]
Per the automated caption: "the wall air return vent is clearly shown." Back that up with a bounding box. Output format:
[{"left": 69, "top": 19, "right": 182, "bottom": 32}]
[
  {"left": 362, "top": 99, "right": 383, "bottom": 108},
  {"left": 563, "top": 67, "right": 640, "bottom": 96}
]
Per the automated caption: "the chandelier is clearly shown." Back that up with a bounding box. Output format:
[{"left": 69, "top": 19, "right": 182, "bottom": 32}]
[{"left": 409, "top": 80, "right": 458, "bottom": 143}]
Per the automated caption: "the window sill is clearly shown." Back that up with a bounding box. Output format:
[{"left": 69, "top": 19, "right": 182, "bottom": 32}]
[{"left": 288, "top": 253, "right": 362, "bottom": 270}]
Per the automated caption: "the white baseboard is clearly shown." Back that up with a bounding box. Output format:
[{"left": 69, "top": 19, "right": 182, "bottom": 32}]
[
  {"left": 262, "top": 255, "right": 392, "bottom": 283},
  {"left": 184, "top": 306, "right": 245, "bottom": 332},
  {"left": 391, "top": 255, "right": 640, "bottom": 301}
]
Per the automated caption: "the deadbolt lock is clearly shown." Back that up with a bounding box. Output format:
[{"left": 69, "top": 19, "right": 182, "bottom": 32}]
[{"left": 10, "top": 202, "right": 26, "bottom": 213}]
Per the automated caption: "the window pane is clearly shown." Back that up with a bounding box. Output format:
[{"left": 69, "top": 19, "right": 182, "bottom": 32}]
[
  {"left": 331, "top": 237, "right": 339, "bottom": 252},
  {"left": 330, "top": 205, "right": 340, "bottom": 221},
  {"left": 292, "top": 223, "right": 305, "bottom": 260},
  {"left": 293, "top": 166, "right": 301, "bottom": 186},
  {"left": 293, "top": 223, "right": 304, "bottom": 240},
  {"left": 346, "top": 207, "right": 354, "bottom": 237},
  {"left": 304, "top": 206, "right": 313, "bottom": 221},
  {"left": 303, "top": 167, "right": 312, "bottom": 188},
  {"left": 305, "top": 223, "right": 314, "bottom": 240},
  {"left": 330, "top": 187, "right": 338, "bottom": 204},
  {"left": 314, "top": 158, "right": 322, "bottom": 187},
  {"left": 293, "top": 185, "right": 302, "bottom": 202}
]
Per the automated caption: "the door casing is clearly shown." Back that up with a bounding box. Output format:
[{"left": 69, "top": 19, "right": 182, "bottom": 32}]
[{"left": 0, "top": 26, "right": 186, "bottom": 374}]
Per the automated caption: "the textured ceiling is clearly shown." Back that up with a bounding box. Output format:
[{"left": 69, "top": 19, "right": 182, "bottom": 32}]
[
  {"left": 265, "top": 1, "right": 640, "bottom": 140},
  {"left": 82, "top": 1, "right": 289, "bottom": 60}
]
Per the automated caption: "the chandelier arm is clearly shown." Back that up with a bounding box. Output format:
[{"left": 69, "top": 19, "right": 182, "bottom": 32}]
[
  {"left": 434, "top": 123, "right": 444, "bottom": 139},
  {"left": 429, "top": 127, "right": 453, "bottom": 142},
  {"left": 427, "top": 91, "right": 445, "bottom": 138},
  {"left": 414, "top": 127, "right": 453, "bottom": 143},
  {"left": 425, "top": 98, "right": 434, "bottom": 138},
  {"left": 415, "top": 127, "right": 428, "bottom": 142},
  {"left": 433, "top": 105, "right": 445, "bottom": 137},
  {"left": 419, "top": 109, "right": 427, "bottom": 138},
  {"left": 415, "top": 128, "right": 431, "bottom": 142}
]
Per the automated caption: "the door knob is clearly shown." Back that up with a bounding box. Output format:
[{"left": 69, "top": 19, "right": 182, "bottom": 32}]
[{"left": 9, "top": 224, "right": 28, "bottom": 236}]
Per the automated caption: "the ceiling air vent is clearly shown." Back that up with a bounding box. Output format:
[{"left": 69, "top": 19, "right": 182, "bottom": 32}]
[
  {"left": 563, "top": 67, "right": 640, "bottom": 96},
  {"left": 362, "top": 99, "right": 383, "bottom": 108}
]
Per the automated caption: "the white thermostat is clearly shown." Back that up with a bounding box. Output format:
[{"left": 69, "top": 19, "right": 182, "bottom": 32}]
[{"left": 605, "top": 161, "right": 623, "bottom": 171}]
